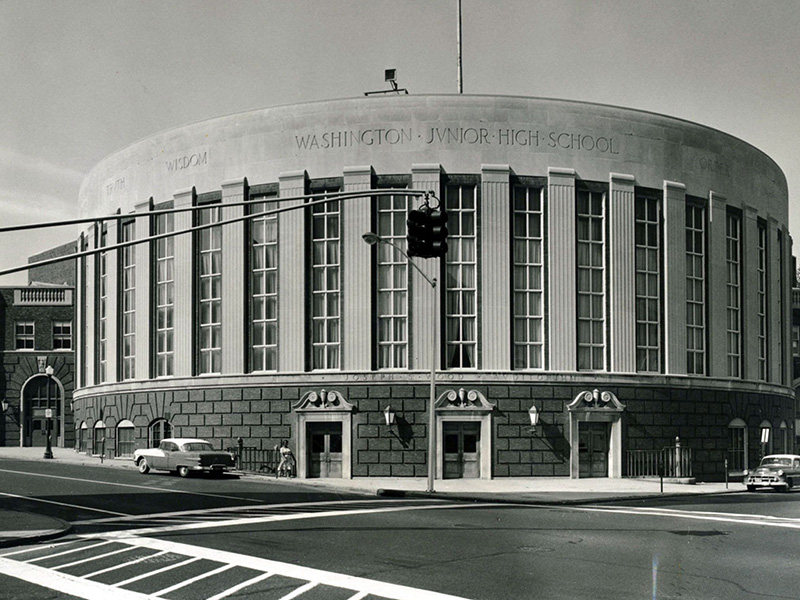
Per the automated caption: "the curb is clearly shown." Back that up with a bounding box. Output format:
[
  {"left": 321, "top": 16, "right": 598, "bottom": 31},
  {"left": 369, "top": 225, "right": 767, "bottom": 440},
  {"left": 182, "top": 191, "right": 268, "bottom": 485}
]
[{"left": 0, "top": 521, "right": 73, "bottom": 549}]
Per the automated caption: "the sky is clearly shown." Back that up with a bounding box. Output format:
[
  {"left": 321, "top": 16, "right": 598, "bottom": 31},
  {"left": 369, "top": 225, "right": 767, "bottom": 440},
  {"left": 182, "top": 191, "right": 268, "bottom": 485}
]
[{"left": 1, "top": 0, "right": 799, "bottom": 285}]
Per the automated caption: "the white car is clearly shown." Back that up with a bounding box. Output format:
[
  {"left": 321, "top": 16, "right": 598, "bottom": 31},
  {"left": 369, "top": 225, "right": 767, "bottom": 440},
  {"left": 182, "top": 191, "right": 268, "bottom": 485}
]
[
  {"left": 133, "top": 438, "right": 236, "bottom": 477},
  {"left": 743, "top": 454, "right": 800, "bottom": 492}
]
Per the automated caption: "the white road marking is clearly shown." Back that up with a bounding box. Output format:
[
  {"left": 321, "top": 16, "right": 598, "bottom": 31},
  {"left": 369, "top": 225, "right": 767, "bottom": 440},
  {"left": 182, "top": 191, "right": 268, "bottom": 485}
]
[
  {"left": 72, "top": 498, "right": 446, "bottom": 526},
  {"left": 92, "top": 501, "right": 498, "bottom": 538},
  {"left": 569, "top": 504, "right": 800, "bottom": 529},
  {"left": 151, "top": 562, "right": 235, "bottom": 596},
  {"left": 81, "top": 549, "right": 170, "bottom": 579},
  {"left": 205, "top": 572, "right": 274, "bottom": 600},
  {"left": 0, "top": 467, "right": 262, "bottom": 503},
  {"left": 53, "top": 545, "right": 138, "bottom": 570},
  {"left": 0, "top": 557, "right": 151, "bottom": 600},
  {"left": 0, "top": 491, "right": 128, "bottom": 516},
  {"left": 112, "top": 556, "right": 201, "bottom": 587},
  {"left": 280, "top": 581, "right": 318, "bottom": 599},
  {"left": 28, "top": 539, "right": 114, "bottom": 562},
  {"left": 105, "top": 535, "right": 474, "bottom": 600}
]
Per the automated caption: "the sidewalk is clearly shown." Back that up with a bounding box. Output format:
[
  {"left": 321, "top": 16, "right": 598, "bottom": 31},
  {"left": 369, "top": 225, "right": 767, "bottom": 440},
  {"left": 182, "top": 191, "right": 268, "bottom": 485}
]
[{"left": 0, "top": 446, "right": 743, "bottom": 548}]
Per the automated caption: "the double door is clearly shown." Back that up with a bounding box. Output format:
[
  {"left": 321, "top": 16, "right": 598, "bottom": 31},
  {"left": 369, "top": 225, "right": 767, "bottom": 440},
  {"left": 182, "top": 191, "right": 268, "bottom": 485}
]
[
  {"left": 307, "top": 422, "right": 343, "bottom": 478},
  {"left": 578, "top": 422, "right": 609, "bottom": 478},
  {"left": 443, "top": 422, "right": 480, "bottom": 479}
]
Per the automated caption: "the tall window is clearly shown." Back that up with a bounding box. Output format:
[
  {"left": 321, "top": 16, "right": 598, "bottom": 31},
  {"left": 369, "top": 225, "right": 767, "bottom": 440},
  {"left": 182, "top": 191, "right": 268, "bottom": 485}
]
[
  {"left": 376, "top": 189, "right": 408, "bottom": 369},
  {"left": 149, "top": 418, "right": 172, "bottom": 448},
  {"left": 512, "top": 185, "right": 544, "bottom": 369},
  {"left": 576, "top": 189, "right": 605, "bottom": 371},
  {"left": 155, "top": 212, "right": 175, "bottom": 377},
  {"left": 120, "top": 221, "right": 136, "bottom": 380},
  {"left": 445, "top": 183, "right": 478, "bottom": 369},
  {"left": 777, "top": 231, "right": 785, "bottom": 384},
  {"left": 635, "top": 196, "right": 661, "bottom": 372},
  {"left": 15, "top": 322, "right": 34, "bottom": 350},
  {"left": 726, "top": 213, "right": 742, "bottom": 377},
  {"left": 52, "top": 321, "right": 72, "bottom": 350},
  {"left": 197, "top": 205, "right": 222, "bottom": 374},
  {"left": 310, "top": 192, "right": 341, "bottom": 370},
  {"left": 97, "top": 225, "right": 108, "bottom": 382},
  {"left": 685, "top": 205, "right": 706, "bottom": 375},
  {"left": 757, "top": 223, "right": 768, "bottom": 381},
  {"left": 251, "top": 196, "right": 279, "bottom": 372}
]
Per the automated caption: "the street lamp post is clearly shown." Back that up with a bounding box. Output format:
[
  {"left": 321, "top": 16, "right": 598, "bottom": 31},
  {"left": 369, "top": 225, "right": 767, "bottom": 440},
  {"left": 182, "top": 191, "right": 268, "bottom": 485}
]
[
  {"left": 362, "top": 232, "right": 438, "bottom": 493},
  {"left": 43, "top": 365, "right": 54, "bottom": 459}
]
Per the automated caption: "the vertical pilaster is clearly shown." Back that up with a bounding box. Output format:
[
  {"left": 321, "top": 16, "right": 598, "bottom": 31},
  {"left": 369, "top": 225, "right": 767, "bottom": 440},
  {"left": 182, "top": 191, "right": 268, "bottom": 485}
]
[
  {"left": 84, "top": 226, "right": 96, "bottom": 387},
  {"left": 342, "top": 166, "right": 373, "bottom": 371},
  {"left": 547, "top": 167, "right": 576, "bottom": 372},
  {"left": 221, "top": 178, "right": 247, "bottom": 374},
  {"left": 781, "top": 227, "right": 793, "bottom": 386},
  {"left": 173, "top": 187, "right": 195, "bottom": 377},
  {"left": 134, "top": 200, "right": 152, "bottom": 380},
  {"left": 768, "top": 218, "right": 783, "bottom": 385},
  {"left": 411, "top": 164, "right": 441, "bottom": 371},
  {"left": 663, "top": 181, "right": 686, "bottom": 375},
  {"left": 278, "top": 171, "right": 308, "bottom": 372},
  {"left": 707, "top": 192, "right": 727, "bottom": 378},
  {"left": 480, "top": 164, "right": 511, "bottom": 371},
  {"left": 742, "top": 206, "right": 760, "bottom": 381},
  {"left": 608, "top": 173, "right": 636, "bottom": 373},
  {"left": 105, "top": 219, "right": 119, "bottom": 383}
]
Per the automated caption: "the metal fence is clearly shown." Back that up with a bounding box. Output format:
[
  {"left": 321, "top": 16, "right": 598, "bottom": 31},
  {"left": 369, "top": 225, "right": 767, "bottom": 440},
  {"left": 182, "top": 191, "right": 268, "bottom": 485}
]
[
  {"left": 625, "top": 437, "right": 693, "bottom": 478},
  {"left": 226, "top": 444, "right": 280, "bottom": 474}
]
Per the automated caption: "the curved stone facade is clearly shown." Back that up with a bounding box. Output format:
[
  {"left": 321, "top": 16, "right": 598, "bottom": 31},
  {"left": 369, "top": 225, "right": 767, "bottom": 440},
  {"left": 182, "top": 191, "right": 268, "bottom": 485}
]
[{"left": 73, "top": 95, "right": 795, "bottom": 481}]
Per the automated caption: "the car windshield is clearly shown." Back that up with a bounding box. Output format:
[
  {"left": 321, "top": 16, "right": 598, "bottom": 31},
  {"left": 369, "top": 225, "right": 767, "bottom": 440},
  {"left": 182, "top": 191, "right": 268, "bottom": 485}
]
[
  {"left": 181, "top": 442, "right": 214, "bottom": 452},
  {"left": 760, "top": 457, "right": 792, "bottom": 467}
]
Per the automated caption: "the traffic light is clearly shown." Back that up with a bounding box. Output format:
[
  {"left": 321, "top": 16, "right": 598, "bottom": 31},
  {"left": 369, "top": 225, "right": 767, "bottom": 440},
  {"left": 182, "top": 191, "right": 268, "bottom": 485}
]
[
  {"left": 406, "top": 209, "right": 431, "bottom": 257},
  {"left": 406, "top": 207, "right": 448, "bottom": 258},
  {"left": 428, "top": 209, "right": 448, "bottom": 257}
]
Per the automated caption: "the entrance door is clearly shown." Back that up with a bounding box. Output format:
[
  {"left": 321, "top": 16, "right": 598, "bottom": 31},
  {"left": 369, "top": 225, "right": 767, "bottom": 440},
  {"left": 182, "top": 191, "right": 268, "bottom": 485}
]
[
  {"left": 443, "top": 422, "right": 480, "bottom": 479},
  {"left": 307, "top": 422, "right": 343, "bottom": 478},
  {"left": 23, "top": 376, "right": 60, "bottom": 448},
  {"left": 578, "top": 422, "right": 609, "bottom": 478}
]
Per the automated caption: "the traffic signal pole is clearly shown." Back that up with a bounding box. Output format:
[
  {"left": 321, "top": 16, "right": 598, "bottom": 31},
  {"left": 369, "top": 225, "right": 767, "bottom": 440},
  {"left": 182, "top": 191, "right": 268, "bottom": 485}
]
[
  {"left": 427, "top": 262, "right": 438, "bottom": 493},
  {"left": 362, "top": 231, "right": 438, "bottom": 492}
]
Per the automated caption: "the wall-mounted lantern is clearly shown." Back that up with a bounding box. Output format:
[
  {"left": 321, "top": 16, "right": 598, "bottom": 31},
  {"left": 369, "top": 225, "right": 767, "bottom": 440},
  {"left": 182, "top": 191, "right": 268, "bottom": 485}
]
[
  {"left": 1, "top": 400, "right": 8, "bottom": 413},
  {"left": 528, "top": 404, "right": 540, "bottom": 434},
  {"left": 384, "top": 406, "right": 396, "bottom": 427}
]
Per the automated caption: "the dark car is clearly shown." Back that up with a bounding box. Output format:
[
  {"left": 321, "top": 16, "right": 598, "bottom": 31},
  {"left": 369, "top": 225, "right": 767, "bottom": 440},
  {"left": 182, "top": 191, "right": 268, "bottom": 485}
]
[
  {"left": 133, "top": 438, "right": 236, "bottom": 477},
  {"left": 743, "top": 454, "right": 800, "bottom": 492}
]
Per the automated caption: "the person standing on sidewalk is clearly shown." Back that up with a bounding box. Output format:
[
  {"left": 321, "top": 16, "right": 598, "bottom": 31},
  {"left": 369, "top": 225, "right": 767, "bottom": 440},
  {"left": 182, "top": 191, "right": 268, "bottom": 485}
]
[{"left": 277, "top": 440, "right": 295, "bottom": 478}]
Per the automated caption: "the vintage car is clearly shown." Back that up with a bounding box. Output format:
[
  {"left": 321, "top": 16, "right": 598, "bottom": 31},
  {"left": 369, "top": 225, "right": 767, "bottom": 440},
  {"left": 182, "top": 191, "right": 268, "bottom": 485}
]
[
  {"left": 743, "top": 454, "right": 800, "bottom": 492},
  {"left": 133, "top": 438, "right": 236, "bottom": 477}
]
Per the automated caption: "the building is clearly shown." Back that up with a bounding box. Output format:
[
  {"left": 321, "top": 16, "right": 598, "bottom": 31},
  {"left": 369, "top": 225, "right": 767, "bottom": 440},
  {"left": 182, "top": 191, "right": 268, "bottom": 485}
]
[
  {"left": 71, "top": 95, "right": 795, "bottom": 481},
  {"left": 0, "top": 284, "right": 75, "bottom": 449}
]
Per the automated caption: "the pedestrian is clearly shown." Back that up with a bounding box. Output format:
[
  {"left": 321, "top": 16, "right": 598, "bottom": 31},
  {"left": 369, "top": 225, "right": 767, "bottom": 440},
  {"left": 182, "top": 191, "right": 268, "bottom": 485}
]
[{"left": 277, "top": 439, "right": 295, "bottom": 478}]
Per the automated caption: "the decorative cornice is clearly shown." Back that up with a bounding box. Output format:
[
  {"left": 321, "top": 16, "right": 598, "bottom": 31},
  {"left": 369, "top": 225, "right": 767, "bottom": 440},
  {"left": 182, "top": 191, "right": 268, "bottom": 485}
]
[
  {"left": 567, "top": 389, "right": 626, "bottom": 412},
  {"left": 435, "top": 388, "right": 496, "bottom": 412},
  {"left": 292, "top": 389, "right": 355, "bottom": 412}
]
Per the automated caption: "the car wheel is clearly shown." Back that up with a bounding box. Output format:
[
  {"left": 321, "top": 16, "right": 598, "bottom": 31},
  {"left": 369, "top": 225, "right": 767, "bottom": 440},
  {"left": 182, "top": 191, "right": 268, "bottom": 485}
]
[
  {"left": 177, "top": 465, "right": 190, "bottom": 478},
  {"left": 746, "top": 485, "right": 756, "bottom": 492},
  {"left": 137, "top": 458, "right": 151, "bottom": 474},
  {"left": 786, "top": 478, "right": 794, "bottom": 491}
]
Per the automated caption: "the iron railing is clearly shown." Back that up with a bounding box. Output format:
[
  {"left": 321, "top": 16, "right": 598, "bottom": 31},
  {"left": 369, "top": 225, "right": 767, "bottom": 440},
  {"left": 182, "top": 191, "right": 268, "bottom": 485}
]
[
  {"left": 227, "top": 444, "right": 280, "bottom": 474},
  {"left": 625, "top": 437, "right": 692, "bottom": 478}
]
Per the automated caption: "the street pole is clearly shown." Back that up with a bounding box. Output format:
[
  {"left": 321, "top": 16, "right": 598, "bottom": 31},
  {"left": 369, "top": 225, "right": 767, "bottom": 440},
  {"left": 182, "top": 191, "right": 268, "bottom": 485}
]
[
  {"left": 43, "top": 367, "right": 54, "bottom": 459},
  {"left": 427, "top": 267, "right": 438, "bottom": 493},
  {"left": 362, "top": 233, "right": 438, "bottom": 493}
]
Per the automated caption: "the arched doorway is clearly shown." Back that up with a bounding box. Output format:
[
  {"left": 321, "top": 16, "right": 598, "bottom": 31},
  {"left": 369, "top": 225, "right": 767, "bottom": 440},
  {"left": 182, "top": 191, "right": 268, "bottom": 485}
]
[{"left": 21, "top": 373, "right": 62, "bottom": 448}]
